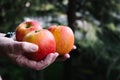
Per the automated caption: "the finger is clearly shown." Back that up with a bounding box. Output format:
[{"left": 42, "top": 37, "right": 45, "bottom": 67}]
[
  {"left": 9, "top": 54, "right": 39, "bottom": 70},
  {"left": 21, "top": 53, "right": 59, "bottom": 70},
  {"left": 35, "top": 53, "right": 59, "bottom": 70},
  {"left": 72, "top": 45, "right": 77, "bottom": 50},
  {"left": 7, "top": 53, "right": 28, "bottom": 66},
  {"left": 44, "top": 52, "right": 59, "bottom": 64},
  {"left": 0, "top": 33, "right": 5, "bottom": 37},
  {"left": 0, "top": 75, "right": 2, "bottom": 80},
  {"left": 13, "top": 42, "right": 38, "bottom": 53},
  {"left": 16, "top": 53, "right": 58, "bottom": 70},
  {"left": 11, "top": 34, "right": 16, "bottom": 40},
  {"left": 64, "top": 53, "right": 70, "bottom": 58},
  {"left": 8, "top": 52, "right": 59, "bottom": 70},
  {"left": 56, "top": 53, "right": 70, "bottom": 62}
]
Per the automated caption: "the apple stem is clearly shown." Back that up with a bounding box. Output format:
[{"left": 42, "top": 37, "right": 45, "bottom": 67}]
[{"left": 26, "top": 23, "right": 31, "bottom": 28}]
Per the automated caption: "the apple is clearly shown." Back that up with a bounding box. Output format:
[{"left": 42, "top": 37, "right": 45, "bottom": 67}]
[
  {"left": 23, "top": 29, "right": 56, "bottom": 61},
  {"left": 48, "top": 25, "right": 74, "bottom": 55},
  {"left": 15, "top": 20, "right": 42, "bottom": 41}
]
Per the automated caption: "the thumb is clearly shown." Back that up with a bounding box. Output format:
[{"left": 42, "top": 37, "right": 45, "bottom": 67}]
[{"left": 14, "top": 41, "right": 38, "bottom": 53}]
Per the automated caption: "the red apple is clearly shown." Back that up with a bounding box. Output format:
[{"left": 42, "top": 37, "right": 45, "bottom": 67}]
[
  {"left": 15, "top": 20, "right": 42, "bottom": 41},
  {"left": 48, "top": 25, "right": 74, "bottom": 55},
  {"left": 23, "top": 29, "right": 56, "bottom": 61}
]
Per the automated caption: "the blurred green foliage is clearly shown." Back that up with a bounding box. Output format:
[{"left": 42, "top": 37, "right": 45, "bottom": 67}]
[
  {"left": 0, "top": 0, "right": 65, "bottom": 32},
  {"left": 0, "top": 0, "right": 120, "bottom": 80},
  {"left": 72, "top": 22, "right": 120, "bottom": 80},
  {"left": 66, "top": 0, "right": 120, "bottom": 80}
]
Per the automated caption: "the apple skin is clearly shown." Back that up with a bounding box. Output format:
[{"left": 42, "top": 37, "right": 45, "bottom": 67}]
[
  {"left": 48, "top": 25, "right": 74, "bottom": 55},
  {"left": 23, "top": 29, "right": 56, "bottom": 61},
  {"left": 15, "top": 20, "right": 42, "bottom": 41}
]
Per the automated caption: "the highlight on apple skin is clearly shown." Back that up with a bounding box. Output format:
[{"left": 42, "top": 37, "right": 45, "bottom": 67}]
[
  {"left": 48, "top": 25, "right": 74, "bottom": 55},
  {"left": 23, "top": 29, "right": 56, "bottom": 61},
  {"left": 15, "top": 20, "right": 42, "bottom": 41}
]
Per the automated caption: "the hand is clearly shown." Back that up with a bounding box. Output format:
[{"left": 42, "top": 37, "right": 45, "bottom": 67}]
[
  {"left": 0, "top": 33, "right": 5, "bottom": 37},
  {"left": 5, "top": 32, "right": 76, "bottom": 61},
  {"left": 0, "top": 75, "right": 2, "bottom": 80},
  {"left": 0, "top": 37, "right": 59, "bottom": 70},
  {"left": 8, "top": 52, "right": 59, "bottom": 70},
  {"left": 10, "top": 34, "right": 76, "bottom": 62}
]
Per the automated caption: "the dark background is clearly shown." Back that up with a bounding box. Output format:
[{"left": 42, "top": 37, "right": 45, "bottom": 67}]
[{"left": 0, "top": 0, "right": 120, "bottom": 80}]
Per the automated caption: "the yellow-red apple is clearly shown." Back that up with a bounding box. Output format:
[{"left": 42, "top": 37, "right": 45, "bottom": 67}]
[
  {"left": 48, "top": 25, "right": 74, "bottom": 55},
  {"left": 23, "top": 29, "right": 56, "bottom": 61},
  {"left": 15, "top": 20, "right": 42, "bottom": 41}
]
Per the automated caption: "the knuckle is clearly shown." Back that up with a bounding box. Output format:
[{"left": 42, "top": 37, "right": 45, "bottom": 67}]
[
  {"left": 13, "top": 42, "right": 23, "bottom": 53},
  {"left": 15, "top": 55, "right": 24, "bottom": 66}
]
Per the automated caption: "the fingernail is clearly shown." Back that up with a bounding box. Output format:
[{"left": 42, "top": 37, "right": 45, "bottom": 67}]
[
  {"left": 31, "top": 44, "right": 38, "bottom": 52},
  {"left": 66, "top": 54, "right": 70, "bottom": 58},
  {"left": 73, "top": 45, "right": 77, "bottom": 49},
  {"left": 67, "top": 55, "right": 70, "bottom": 58},
  {"left": 54, "top": 52, "right": 59, "bottom": 56}
]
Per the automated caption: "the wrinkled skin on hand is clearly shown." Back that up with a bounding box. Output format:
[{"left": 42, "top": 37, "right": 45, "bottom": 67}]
[
  {"left": 0, "top": 36, "right": 76, "bottom": 70},
  {"left": 0, "top": 37, "right": 58, "bottom": 70}
]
